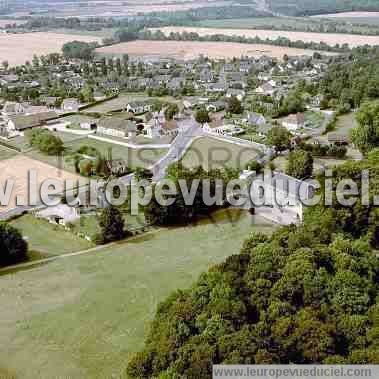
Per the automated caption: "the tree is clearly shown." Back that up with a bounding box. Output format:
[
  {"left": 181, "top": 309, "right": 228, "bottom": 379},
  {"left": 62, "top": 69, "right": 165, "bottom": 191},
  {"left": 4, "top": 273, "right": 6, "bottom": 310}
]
[
  {"left": 27, "top": 129, "right": 64, "bottom": 155},
  {"left": 286, "top": 149, "right": 313, "bottom": 179},
  {"left": 134, "top": 167, "right": 153, "bottom": 182},
  {"left": 352, "top": 101, "right": 379, "bottom": 155},
  {"left": 98, "top": 206, "right": 125, "bottom": 244},
  {"left": 0, "top": 223, "right": 28, "bottom": 267},
  {"left": 62, "top": 41, "right": 98, "bottom": 60},
  {"left": 227, "top": 96, "right": 243, "bottom": 114},
  {"left": 164, "top": 103, "right": 179, "bottom": 120},
  {"left": 2, "top": 60, "right": 8, "bottom": 71},
  {"left": 267, "top": 126, "right": 292, "bottom": 153},
  {"left": 127, "top": 155, "right": 379, "bottom": 377},
  {"left": 195, "top": 108, "right": 210, "bottom": 125}
]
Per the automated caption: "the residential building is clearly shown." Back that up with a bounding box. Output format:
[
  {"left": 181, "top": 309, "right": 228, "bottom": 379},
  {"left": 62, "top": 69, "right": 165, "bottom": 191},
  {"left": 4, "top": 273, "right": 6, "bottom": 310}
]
[
  {"left": 282, "top": 113, "right": 305, "bottom": 131},
  {"left": 97, "top": 116, "right": 137, "bottom": 138},
  {"left": 126, "top": 101, "right": 153, "bottom": 115}
]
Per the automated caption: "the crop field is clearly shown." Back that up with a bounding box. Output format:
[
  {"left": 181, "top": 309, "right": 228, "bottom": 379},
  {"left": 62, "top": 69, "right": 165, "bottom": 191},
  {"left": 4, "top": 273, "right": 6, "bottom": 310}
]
[
  {"left": 0, "top": 209, "right": 276, "bottom": 379},
  {"left": 0, "top": 32, "right": 102, "bottom": 66},
  {"left": 313, "top": 11, "right": 379, "bottom": 18},
  {"left": 195, "top": 16, "right": 325, "bottom": 30},
  {"left": 18, "top": 0, "right": 229, "bottom": 18},
  {"left": 0, "top": 155, "right": 83, "bottom": 214},
  {"left": 153, "top": 26, "right": 379, "bottom": 48},
  {"left": 182, "top": 136, "right": 261, "bottom": 170},
  {"left": 96, "top": 40, "right": 330, "bottom": 61}
]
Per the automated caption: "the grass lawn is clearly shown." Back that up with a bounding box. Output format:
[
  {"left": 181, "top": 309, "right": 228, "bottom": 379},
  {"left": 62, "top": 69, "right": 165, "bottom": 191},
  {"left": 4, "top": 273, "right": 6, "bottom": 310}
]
[
  {"left": 182, "top": 136, "right": 261, "bottom": 170},
  {"left": 83, "top": 93, "right": 182, "bottom": 114},
  {"left": 0, "top": 210, "right": 277, "bottom": 379},
  {"left": 10, "top": 214, "right": 93, "bottom": 259},
  {"left": 65, "top": 137, "right": 168, "bottom": 168},
  {"left": 82, "top": 93, "right": 149, "bottom": 113},
  {"left": 334, "top": 112, "right": 357, "bottom": 135},
  {"left": 25, "top": 134, "right": 167, "bottom": 172},
  {"left": 304, "top": 110, "right": 325, "bottom": 129},
  {"left": 0, "top": 145, "right": 18, "bottom": 160}
]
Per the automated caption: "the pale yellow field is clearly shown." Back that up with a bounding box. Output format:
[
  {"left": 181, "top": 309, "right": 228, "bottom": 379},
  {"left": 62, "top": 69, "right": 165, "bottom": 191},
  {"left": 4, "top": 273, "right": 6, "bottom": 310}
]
[
  {"left": 0, "top": 155, "right": 83, "bottom": 213},
  {"left": 0, "top": 32, "right": 102, "bottom": 66},
  {"left": 312, "top": 11, "right": 379, "bottom": 18},
  {"left": 95, "top": 40, "right": 333, "bottom": 60},
  {"left": 152, "top": 26, "right": 379, "bottom": 48}
]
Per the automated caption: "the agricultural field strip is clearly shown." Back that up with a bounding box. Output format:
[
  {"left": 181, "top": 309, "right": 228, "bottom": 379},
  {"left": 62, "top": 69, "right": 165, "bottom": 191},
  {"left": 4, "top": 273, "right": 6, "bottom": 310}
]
[{"left": 151, "top": 26, "right": 379, "bottom": 47}]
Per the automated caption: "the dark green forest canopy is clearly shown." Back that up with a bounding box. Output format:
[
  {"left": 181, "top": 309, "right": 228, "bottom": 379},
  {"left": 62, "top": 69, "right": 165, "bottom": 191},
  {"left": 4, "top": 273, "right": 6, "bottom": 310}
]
[
  {"left": 127, "top": 158, "right": 379, "bottom": 378},
  {"left": 319, "top": 49, "right": 379, "bottom": 109},
  {"left": 267, "top": 0, "right": 379, "bottom": 16}
]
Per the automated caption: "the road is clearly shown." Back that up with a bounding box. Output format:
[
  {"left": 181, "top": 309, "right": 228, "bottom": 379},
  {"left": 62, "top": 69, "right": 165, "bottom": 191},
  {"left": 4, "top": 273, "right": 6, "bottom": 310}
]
[
  {"left": 119, "top": 118, "right": 203, "bottom": 185},
  {"left": 151, "top": 118, "right": 203, "bottom": 181}
]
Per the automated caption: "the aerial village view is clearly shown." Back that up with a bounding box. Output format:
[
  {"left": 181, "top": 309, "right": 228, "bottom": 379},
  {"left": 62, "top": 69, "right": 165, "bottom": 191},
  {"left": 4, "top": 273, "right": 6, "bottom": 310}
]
[{"left": 0, "top": 0, "right": 378, "bottom": 378}]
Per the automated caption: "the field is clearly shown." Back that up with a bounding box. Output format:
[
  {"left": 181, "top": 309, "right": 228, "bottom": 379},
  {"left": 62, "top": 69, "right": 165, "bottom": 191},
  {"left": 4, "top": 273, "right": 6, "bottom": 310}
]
[
  {"left": 0, "top": 209, "right": 276, "bottom": 379},
  {"left": 0, "top": 145, "right": 18, "bottom": 160},
  {"left": 194, "top": 15, "right": 379, "bottom": 34},
  {"left": 13, "top": 0, "right": 229, "bottom": 18},
  {"left": 11, "top": 214, "right": 93, "bottom": 259},
  {"left": 65, "top": 137, "right": 168, "bottom": 168},
  {"left": 0, "top": 32, "right": 102, "bottom": 66},
  {"left": 182, "top": 137, "right": 261, "bottom": 170},
  {"left": 153, "top": 26, "right": 379, "bottom": 48},
  {"left": 95, "top": 40, "right": 331, "bottom": 61},
  {"left": 0, "top": 155, "right": 83, "bottom": 214},
  {"left": 82, "top": 93, "right": 149, "bottom": 113},
  {"left": 313, "top": 11, "right": 379, "bottom": 18}
]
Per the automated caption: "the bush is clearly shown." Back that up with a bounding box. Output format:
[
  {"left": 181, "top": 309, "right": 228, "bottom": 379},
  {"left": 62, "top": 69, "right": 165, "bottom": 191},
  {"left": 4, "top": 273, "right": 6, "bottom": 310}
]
[
  {"left": 98, "top": 206, "right": 125, "bottom": 243},
  {"left": 27, "top": 129, "right": 64, "bottom": 155},
  {"left": 244, "top": 160, "right": 263, "bottom": 173},
  {"left": 0, "top": 223, "right": 28, "bottom": 267}
]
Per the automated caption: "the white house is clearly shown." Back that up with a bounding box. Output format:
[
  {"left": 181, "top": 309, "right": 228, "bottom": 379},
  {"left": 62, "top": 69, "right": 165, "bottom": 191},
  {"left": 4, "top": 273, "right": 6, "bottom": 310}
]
[
  {"left": 145, "top": 112, "right": 179, "bottom": 138},
  {"left": 61, "top": 98, "right": 79, "bottom": 112},
  {"left": 255, "top": 82, "right": 276, "bottom": 96},
  {"left": 255, "top": 172, "right": 315, "bottom": 225},
  {"left": 97, "top": 116, "right": 137, "bottom": 138},
  {"left": 126, "top": 101, "right": 152, "bottom": 115},
  {"left": 1, "top": 101, "right": 25, "bottom": 120},
  {"left": 281, "top": 113, "right": 305, "bottom": 131}
]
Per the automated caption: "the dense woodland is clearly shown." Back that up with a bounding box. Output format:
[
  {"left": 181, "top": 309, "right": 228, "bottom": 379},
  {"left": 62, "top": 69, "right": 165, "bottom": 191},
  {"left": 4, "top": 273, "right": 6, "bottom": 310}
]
[
  {"left": 127, "top": 156, "right": 379, "bottom": 378},
  {"left": 319, "top": 47, "right": 379, "bottom": 109}
]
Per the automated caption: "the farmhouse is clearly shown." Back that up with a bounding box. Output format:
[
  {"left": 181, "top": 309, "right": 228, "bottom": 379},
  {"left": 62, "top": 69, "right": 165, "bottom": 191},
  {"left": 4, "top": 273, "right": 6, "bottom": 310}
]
[
  {"left": 255, "top": 82, "right": 276, "bottom": 96},
  {"left": 145, "top": 112, "right": 179, "bottom": 138},
  {"left": 61, "top": 98, "right": 79, "bottom": 112},
  {"left": 257, "top": 172, "right": 314, "bottom": 225},
  {"left": 206, "top": 100, "right": 226, "bottom": 113},
  {"left": 282, "top": 113, "right": 305, "bottom": 131},
  {"left": 97, "top": 116, "right": 137, "bottom": 139},
  {"left": 327, "top": 132, "right": 350, "bottom": 146},
  {"left": 6, "top": 111, "right": 58, "bottom": 136},
  {"left": 1, "top": 101, "right": 25, "bottom": 119},
  {"left": 126, "top": 101, "right": 153, "bottom": 115},
  {"left": 246, "top": 112, "right": 266, "bottom": 127},
  {"left": 226, "top": 89, "right": 246, "bottom": 101}
]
